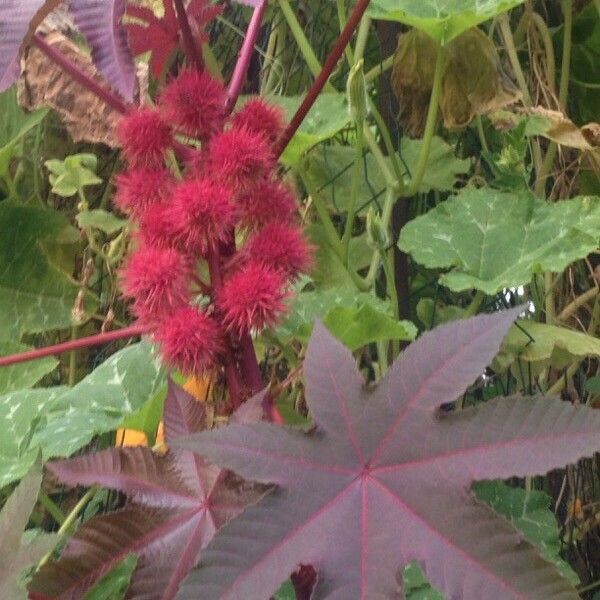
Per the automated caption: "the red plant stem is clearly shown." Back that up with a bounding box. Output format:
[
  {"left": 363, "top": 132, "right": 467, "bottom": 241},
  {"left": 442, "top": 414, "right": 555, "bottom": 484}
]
[
  {"left": 0, "top": 324, "right": 148, "bottom": 367},
  {"left": 275, "top": 0, "right": 371, "bottom": 156},
  {"left": 207, "top": 250, "right": 244, "bottom": 409},
  {"left": 225, "top": 0, "right": 269, "bottom": 112},
  {"left": 33, "top": 34, "right": 131, "bottom": 115},
  {"left": 172, "top": 0, "right": 204, "bottom": 71}
]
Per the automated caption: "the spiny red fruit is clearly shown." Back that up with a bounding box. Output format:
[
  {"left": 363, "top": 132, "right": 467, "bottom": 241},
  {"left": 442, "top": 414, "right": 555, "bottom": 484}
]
[
  {"left": 114, "top": 168, "right": 173, "bottom": 218},
  {"left": 243, "top": 222, "right": 313, "bottom": 279},
  {"left": 137, "top": 203, "right": 178, "bottom": 250},
  {"left": 120, "top": 246, "right": 190, "bottom": 323},
  {"left": 160, "top": 70, "right": 226, "bottom": 139},
  {"left": 117, "top": 108, "right": 173, "bottom": 167},
  {"left": 209, "top": 126, "right": 275, "bottom": 191},
  {"left": 237, "top": 179, "right": 298, "bottom": 230},
  {"left": 170, "top": 178, "right": 237, "bottom": 256},
  {"left": 219, "top": 261, "right": 289, "bottom": 335},
  {"left": 231, "top": 99, "right": 286, "bottom": 146},
  {"left": 155, "top": 307, "right": 224, "bottom": 375}
]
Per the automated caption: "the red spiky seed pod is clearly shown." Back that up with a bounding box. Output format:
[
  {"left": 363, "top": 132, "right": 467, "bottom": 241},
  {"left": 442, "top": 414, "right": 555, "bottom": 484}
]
[
  {"left": 137, "top": 203, "right": 179, "bottom": 251},
  {"left": 120, "top": 246, "right": 191, "bottom": 323},
  {"left": 160, "top": 70, "right": 226, "bottom": 140},
  {"left": 154, "top": 306, "right": 224, "bottom": 375},
  {"left": 170, "top": 178, "right": 237, "bottom": 256},
  {"left": 237, "top": 179, "right": 298, "bottom": 230},
  {"left": 243, "top": 222, "right": 313, "bottom": 279},
  {"left": 209, "top": 126, "right": 275, "bottom": 191},
  {"left": 219, "top": 261, "right": 289, "bottom": 335},
  {"left": 114, "top": 168, "right": 173, "bottom": 218},
  {"left": 231, "top": 98, "right": 286, "bottom": 146},
  {"left": 117, "top": 108, "right": 173, "bottom": 167}
]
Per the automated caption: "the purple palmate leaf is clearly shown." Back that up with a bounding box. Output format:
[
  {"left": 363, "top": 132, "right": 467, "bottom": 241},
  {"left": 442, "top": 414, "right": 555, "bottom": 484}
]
[
  {"left": 31, "top": 380, "right": 266, "bottom": 600},
  {"left": 69, "top": 0, "right": 135, "bottom": 100},
  {"left": 0, "top": 0, "right": 61, "bottom": 92},
  {"left": 174, "top": 309, "right": 598, "bottom": 599}
]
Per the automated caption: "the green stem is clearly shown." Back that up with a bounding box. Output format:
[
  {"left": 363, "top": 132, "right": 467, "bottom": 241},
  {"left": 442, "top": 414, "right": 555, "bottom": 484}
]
[
  {"left": 336, "top": 0, "right": 354, "bottom": 66},
  {"left": 381, "top": 249, "right": 399, "bottom": 320},
  {"left": 38, "top": 486, "right": 98, "bottom": 568},
  {"left": 364, "top": 55, "right": 394, "bottom": 84},
  {"left": 279, "top": 0, "right": 335, "bottom": 91},
  {"left": 301, "top": 173, "right": 344, "bottom": 261},
  {"left": 369, "top": 102, "right": 405, "bottom": 190},
  {"left": 465, "top": 291, "right": 485, "bottom": 317},
  {"left": 405, "top": 44, "right": 445, "bottom": 197},
  {"left": 544, "top": 271, "right": 556, "bottom": 325},
  {"left": 595, "top": 0, "right": 600, "bottom": 18},
  {"left": 354, "top": 15, "right": 371, "bottom": 62},
  {"left": 38, "top": 490, "right": 66, "bottom": 526},
  {"left": 362, "top": 125, "right": 397, "bottom": 189},
  {"left": 68, "top": 325, "right": 79, "bottom": 387},
  {"left": 342, "top": 123, "right": 364, "bottom": 262},
  {"left": 535, "top": 0, "right": 572, "bottom": 198},
  {"left": 529, "top": 12, "right": 556, "bottom": 93},
  {"left": 499, "top": 12, "right": 544, "bottom": 183},
  {"left": 476, "top": 116, "right": 490, "bottom": 154}
]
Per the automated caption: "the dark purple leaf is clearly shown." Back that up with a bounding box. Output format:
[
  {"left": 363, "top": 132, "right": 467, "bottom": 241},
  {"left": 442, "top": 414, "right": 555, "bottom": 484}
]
[
  {"left": 69, "top": 0, "right": 135, "bottom": 100},
  {"left": 31, "top": 382, "right": 265, "bottom": 600},
  {"left": 174, "top": 309, "right": 599, "bottom": 599},
  {"left": 0, "top": 0, "right": 61, "bottom": 92}
]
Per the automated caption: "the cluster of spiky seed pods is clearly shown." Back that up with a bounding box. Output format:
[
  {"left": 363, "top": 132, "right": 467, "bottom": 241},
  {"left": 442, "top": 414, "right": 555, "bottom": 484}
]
[{"left": 114, "top": 70, "right": 312, "bottom": 377}]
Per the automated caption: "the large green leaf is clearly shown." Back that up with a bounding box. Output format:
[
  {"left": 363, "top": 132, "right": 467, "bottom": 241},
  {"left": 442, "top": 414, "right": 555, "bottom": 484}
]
[
  {"left": 270, "top": 94, "right": 352, "bottom": 167},
  {"left": 0, "top": 201, "right": 87, "bottom": 339},
  {"left": 303, "top": 137, "right": 470, "bottom": 213},
  {"left": 399, "top": 188, "right": 600, "bottom": 294},
  {"left": 0, "top": 341, "right": 57, "bottom": 394},
  {"left": 368, "top": 0, "right": 525, "bottom": 44},
  {"left": 0, "top": 341, "right": 165, "bottom": 487}
]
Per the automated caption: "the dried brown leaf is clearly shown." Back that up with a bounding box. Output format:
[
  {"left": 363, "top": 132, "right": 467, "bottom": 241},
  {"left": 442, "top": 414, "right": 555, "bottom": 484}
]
[
  {"left": 391, "top": 28, "right": 520, "bottom": 136},
  {"left": 17, "top": 32, "right": 121, "bottom": 146}
]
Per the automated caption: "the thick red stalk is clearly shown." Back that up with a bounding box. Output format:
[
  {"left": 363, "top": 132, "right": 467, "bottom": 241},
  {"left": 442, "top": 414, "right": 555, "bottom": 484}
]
[
  {"left": 33, "top": 34, "right": 131, "bottom": 115},
  {"left": 276, "top": 0, "right": 371, "bottom": 156},
  {"left": 225, "top": 0, "right": 269, "bottom": 112},
  {"left": 207, "top": 250, "right": 244, "bottom": 409},
  {"left": 172, "top": 0, "right": 204, "bottom": 71},
  {"left": 0, "top": 324, "right": 148, "bottom": 367}
]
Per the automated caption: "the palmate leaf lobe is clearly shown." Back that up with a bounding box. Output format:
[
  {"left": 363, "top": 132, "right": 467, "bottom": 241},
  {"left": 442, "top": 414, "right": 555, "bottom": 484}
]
[
  {"left": 174, "top": 308, "right": 600, "bottom": 599},
  {"left": 31, "top": 381, "right": 265, "bottom": 600}
]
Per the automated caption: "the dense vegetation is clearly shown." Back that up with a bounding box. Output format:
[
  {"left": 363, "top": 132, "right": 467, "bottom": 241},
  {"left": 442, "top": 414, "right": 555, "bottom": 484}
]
[{"left": 1, "top": 0, "right": 600, "bottom": 598}]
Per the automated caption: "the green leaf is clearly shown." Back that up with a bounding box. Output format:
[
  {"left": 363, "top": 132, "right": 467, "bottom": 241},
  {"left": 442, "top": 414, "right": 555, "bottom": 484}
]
[
  {"left": 585, "top": 376, "right": 600, "bottom": 395},
  {"left": 273, "top": 580, "right": 296, "bottom": 600},
  {"left": 400, "top": 137, "right": 471, "bottom": 193},
  {"left": 302, "top": 138, "right": 470, "bottom": 213},
  {"left": 46, "top": 153, "right": 102, "bottom": 198},
  {"left": 0, "top": 88, "right": 48, "bottom": 179},
  {"left": 77, "top": 209, "right": 128, "bottom": 235},
  {"left": 399, "top": 188, "right": 600, "bottom": 294},
  {"left": 269, "top": 94, "right": 352, "bottom": 167},
  {"left": 0, "top": 342, "right": 165, "bottom": 487},
  {"left": 0, "top": 460, "right": 59, "bottom": 599},
  {"left": 0, "top": 341, "right": 57, "bottom": 394},
  {"left": 119, "top": 384, "right": 166, "bottom": 446},
  {"left": 34, "top": 340, "right": 165, "bottom": 458},
  {"left": 499, "top": 321, "right": 600, "bottom": 369},
  {"left": 0, "top": 201, "right": 89, "bottom": 340},
  {"left": 276, "top": 285, "right": 392, "bottom": 343},
  {"left": 416, "top": 298, "right": 468, "bottom": 328},
  {"left": 323, "top": 304, "right": 417, "bottom": 350},
  {"left": 83, "top": 554, "right": 138, "bottom": 600},
  {"left": 368, "top": 0, "right": 525, "bottom": 44},
  {"left": 473, "top": 481, "right": 579, "bottom": 584}
]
